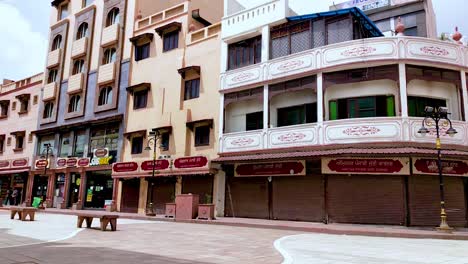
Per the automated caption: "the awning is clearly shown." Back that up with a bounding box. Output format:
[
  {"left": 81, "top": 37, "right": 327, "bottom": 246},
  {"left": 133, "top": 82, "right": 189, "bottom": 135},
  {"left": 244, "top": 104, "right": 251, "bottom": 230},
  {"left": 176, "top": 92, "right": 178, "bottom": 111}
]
[
  {"left": 126, "top": 82, "right": 151, "bottom": 93},
  {"left": 15, "top": 94, "right": 31, "bottom": 101},
  {"left": 155, "top": 22, "right": 182, "bottom": 36},
  {"left": 112, "top": 168, "right": 214, "bottom": 179},
  {"left": 123, "top": 129, "right": 147, "bottom": 139},
  {"left": 51, "top": 0, "right": 66, "bottom": 7},
  {"left": 0, "top": 100, "right": 10, "bottom": 106},
  {"left": 0, "top": 167, "right": 30, "bottom": 175},
  {"left": 10, "top": 130, "right": 25, "bottom": 136},
  {"left": 186, "top": 119, "right": 213, "bottom": 130},
  {"left": 177, "top": 66, "right": 200, "bottom": 78},
  {"left": 129, "top": 33, "right": 154, "bottom": 45}
]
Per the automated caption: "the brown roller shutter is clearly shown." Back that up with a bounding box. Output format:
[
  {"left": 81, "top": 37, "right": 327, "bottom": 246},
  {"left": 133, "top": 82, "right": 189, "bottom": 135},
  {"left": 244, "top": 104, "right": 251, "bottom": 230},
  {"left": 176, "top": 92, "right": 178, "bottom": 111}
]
[
  {"left": 272, "top": 176, "right": 325, "bottom": 222},
  {"left": 182, "top": 175, "right": 214, "bottom": 204},
  {"left": 225, "top": 176, "right": 269, "bottom": 219},
  {"left": 152, "top": 177, "right": 176, "bottom": 215},
  {"left": 120, "top": 179, "right": 140, "bottom": 213},
  {"left": 327, "top": 175, "right": 406, "bottom": 225},
  {"left": 408, "top": 176, "right": 466, "bottom": 227}
]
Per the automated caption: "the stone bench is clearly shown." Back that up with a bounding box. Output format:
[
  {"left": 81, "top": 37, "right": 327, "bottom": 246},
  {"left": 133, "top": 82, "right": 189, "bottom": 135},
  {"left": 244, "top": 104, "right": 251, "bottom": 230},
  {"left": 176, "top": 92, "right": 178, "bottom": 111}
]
[
  {"left": 76, "top": 213, "right": 119, "bottom": 231},
  {"left": 10, "top": 206, "right": 37, "bottom": 221}
]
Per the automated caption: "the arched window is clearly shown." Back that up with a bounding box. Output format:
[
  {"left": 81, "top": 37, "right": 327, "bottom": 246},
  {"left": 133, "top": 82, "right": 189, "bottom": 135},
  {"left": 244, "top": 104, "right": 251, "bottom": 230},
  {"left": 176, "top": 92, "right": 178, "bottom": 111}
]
[
  {"left": 103, "top": 48, "right": 116, "bottom": 64},
  {"left": 72, "top": 60, "right": 85, "bottom": 75},
  {"left": 76, "top": 23, "right": 89, "bottom": 39},
  {"left": 47, "top": 69, "right": 58, "bottom": 83},
  {"left": 68, "top": 95, "right": 81, "bottom": 112},
  {"left": 43, "top": 102, "right": 54, "bottom": 119},
  {"left": 51, "top": 35, "right": 62, "bottom": 51},
  {"left": 98, "top": 86, "right": 113, "bottom": 106},
  {"left": 106, "top": 8, "right": 120, "bottom": 27}
]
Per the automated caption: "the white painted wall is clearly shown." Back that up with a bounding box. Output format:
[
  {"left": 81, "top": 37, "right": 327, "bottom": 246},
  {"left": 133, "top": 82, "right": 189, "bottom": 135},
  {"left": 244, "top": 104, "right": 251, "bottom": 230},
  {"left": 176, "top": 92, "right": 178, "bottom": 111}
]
[
  {"left": 324, "top": 79, "right": 399, "bottom": 120},
  {"left": 269, "top": 90, "right": 316, "bottom": 127},
  {"left": 407, "top": 80, "right": 461, "bottom": 120},
  {"left": 225, "top": 99, "right": 263, "bottom": 133}
]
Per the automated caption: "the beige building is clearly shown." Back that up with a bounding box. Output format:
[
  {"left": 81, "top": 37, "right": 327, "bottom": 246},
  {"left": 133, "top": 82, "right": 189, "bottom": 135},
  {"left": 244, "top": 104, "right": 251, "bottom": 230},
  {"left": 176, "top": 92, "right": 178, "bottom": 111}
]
[{"left": 112, "top": 0, "right": 224, "bottom": 216}]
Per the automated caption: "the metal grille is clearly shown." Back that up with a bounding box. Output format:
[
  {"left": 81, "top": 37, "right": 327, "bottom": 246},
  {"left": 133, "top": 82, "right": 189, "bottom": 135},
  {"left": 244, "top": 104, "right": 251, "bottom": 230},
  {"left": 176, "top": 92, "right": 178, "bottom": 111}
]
[
  {"left": 291, "top": 30, "right": 311, "bottom": 54},
  {"left": 271, "top": 36, "right": 289, "bottom": 59},
  {"left": 327, "top": 19, "right": 353, "bottom": 45},
  {"left": 313, "top": 20, "right": 325, "bottom": 48}
]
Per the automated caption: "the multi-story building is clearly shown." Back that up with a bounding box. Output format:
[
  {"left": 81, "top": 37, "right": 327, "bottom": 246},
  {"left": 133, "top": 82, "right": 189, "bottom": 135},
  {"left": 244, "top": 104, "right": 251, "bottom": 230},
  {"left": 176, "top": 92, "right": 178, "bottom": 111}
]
[
  {"left": 111, "top": 0, "right": 224, "bottom": 215},
  {"left": 216, "top": 0, "right": 468, "bottom": 227},
  {"left": 28, "top": 0, "right": 135, "bottom": 210},
  {"left": 0, "top": 74, "right": 42, "bottom": 206}
]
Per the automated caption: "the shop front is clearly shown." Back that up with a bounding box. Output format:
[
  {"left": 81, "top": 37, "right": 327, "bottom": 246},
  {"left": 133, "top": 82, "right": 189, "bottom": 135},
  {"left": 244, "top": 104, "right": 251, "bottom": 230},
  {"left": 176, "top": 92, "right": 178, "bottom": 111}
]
[{"left": 0, "top": 158, "right": 30, "bottom": 206}]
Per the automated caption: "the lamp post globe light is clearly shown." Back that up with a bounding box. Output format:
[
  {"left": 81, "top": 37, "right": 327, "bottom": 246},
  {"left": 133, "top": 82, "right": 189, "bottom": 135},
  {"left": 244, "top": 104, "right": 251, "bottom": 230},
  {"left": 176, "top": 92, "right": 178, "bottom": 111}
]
[
  {"left": 144, "top": 129, "right": 162, "bottom": 216},
  {"left": 417, "top": 106, "right": 457, "bottom": 231}
]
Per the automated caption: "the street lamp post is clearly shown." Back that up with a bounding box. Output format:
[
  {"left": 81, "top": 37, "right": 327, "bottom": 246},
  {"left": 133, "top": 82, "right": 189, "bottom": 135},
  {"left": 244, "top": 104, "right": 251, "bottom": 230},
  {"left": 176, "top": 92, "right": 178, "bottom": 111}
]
[
  {"left": 40, "top": 143, "right": 52, "bottom": 207},
  {"left": 144, "top": 129, "right": 160, "bottom": 216},
  {"left": 417, "top": 106, "right": 458, "bottom": 231}
]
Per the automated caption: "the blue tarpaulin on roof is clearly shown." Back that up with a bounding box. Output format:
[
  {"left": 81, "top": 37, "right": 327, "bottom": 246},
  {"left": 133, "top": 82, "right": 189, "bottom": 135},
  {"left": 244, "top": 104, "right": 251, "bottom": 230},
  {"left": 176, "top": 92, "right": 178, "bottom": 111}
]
[{"left": 287, "top": 7, "right": 383, "bottom": 37}]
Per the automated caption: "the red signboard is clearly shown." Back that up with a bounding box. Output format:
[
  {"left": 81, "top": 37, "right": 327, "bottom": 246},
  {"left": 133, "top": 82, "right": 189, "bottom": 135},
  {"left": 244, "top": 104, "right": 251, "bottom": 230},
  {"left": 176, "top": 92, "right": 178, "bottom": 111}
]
[
  {"left": 141, "top": 160, "right": 170, "bottom": 171},
  {"left": 56, "top": 158, "right": 67, "bottom": 167},
  {"left": 66, "top": 158, "right": 78, "bottom": 167},
  {"left": 35, "top": 159, "right": 48, "bottom": 169},
  {"left": 235, "top": 161, "right": 305, "bottom": 176},
  {"left": 77, "top": 158, "right": 90, "bottom": 167},
  {"left": 94, "top": 148, "right": 108, "bottom": 158},
  {"left": 414, "top": 159, "right": 468, "bottom": 176},
  {"left": 113, "top": 162, "right": 138, "bottom": 173},
  {"left": 0, "top": 160, "right": 10, "bottom": 168},
  {"left": 327, "top": 159, "right": 404, "bottom": 174},
  {"left": 12, "top": 159, "right": 28, "bottom": 167},
  {"left": 174, "top": 156, "right": 208, "bottom": 169}
]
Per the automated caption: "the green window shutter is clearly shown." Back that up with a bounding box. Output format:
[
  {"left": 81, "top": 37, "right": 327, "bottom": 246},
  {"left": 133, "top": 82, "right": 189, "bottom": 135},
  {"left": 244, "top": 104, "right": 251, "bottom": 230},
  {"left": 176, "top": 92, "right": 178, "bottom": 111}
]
[
  {"left": 386, "top": 96, "right": 395, "bottom": 117},
  {"left": 329, "top": 101, "right": 338, "bottom": 120}
]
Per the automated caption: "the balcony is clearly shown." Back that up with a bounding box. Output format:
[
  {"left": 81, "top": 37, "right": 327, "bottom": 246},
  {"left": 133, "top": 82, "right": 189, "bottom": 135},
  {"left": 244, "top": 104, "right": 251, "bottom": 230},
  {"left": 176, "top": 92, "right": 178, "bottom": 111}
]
[
  {"left": 43, "top": 82, "right": 57, "bottom": 101},
  {"left": 97, "top": 62, "right": 116, "bottom": 84},
  {"left": 187, "top": 23, "right": 221, "bottom": 46},
  {"left": 71, "top": 37, "right": 88, "bottom": 58},
  {"left": 46, "top": 49, "right": 61, "bottom": 68},
  {"left": 222, "top": 0, "right": 288, "bottom": 39},
  {"left": 68, "top": 73, "right": 84, "bottom": 93},
  {"left": 220, "top": 37, "right": 468, "bottom": 91},
  {"left": 220, "top": 117, "right": 468, "bottom": 153},
  {"left": 101, "top": 24, "right": 119, "bottom": 47},
  {"left": 135, "top": 2, "right": 189, "bottom": 31}
]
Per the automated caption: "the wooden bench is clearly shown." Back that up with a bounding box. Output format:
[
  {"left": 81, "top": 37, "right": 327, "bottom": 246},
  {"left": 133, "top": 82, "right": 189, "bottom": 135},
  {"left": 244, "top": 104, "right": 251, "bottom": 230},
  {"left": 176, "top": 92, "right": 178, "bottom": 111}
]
[
  {"left": 10, "top": 207, "right": 37, "bottom": 221},
  {"left": 76, "top": 213, "right": 119, "bottom": 231}
]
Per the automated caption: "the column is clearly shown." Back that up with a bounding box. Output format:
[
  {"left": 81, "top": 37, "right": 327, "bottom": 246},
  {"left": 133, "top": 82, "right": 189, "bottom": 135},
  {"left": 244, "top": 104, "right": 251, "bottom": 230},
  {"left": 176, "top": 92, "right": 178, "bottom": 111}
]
[
  {"left": 108, "top": 178, "right": 119, "bottom": 212},
  {"left": 263, "top": 84, "right": 269, "bottom": 129},
  {"left": 175, "top": 176, "right": 182, "bottom": 195},
  {"left": 60, "top": 171, "right": 71, "bottom": 209},
  {"left": 25, "top": 172, "right": 34, "bottom": 206},
  {"left": 461, "top": 71, "right": 468, "bottom": 121},
  {"left": 138, "top": 178, "right": 148, "bottom": 215},
  {"left": 261, "top": 25, "right": 270, "bottom": 63},
  {"left": 220, "top": 42, "right": 228, "bottom": 73},
  {"left": 218, "top": 93, "right": 225, "bottom": 153},
  {"left": 212, "top": 170, "right": 226, "bottom": 217},
  {"left": 45, "top": 174, "right": 55, "bottom": 208},
  {"left": 317, "top": 73, "right": 324, "bottom": 123},
  {"left": 398, "top": 63, "right": 409, "bottom": 118},
  {"left": 75, "top": 169, "right": 86, "bottom": 210}
]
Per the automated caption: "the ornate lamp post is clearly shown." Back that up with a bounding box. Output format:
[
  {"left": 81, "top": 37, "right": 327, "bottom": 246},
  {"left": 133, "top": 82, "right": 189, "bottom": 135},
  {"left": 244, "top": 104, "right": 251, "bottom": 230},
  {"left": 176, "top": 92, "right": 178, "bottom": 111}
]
[
  {"left": 42, "top": 143, "right": 52, "bottom": 176},
  {"left": 417, "top": 106, "right": 458, "bottom": 231},
  {"left": 144, "top": 129, "right": 161, "bottom": 216}
]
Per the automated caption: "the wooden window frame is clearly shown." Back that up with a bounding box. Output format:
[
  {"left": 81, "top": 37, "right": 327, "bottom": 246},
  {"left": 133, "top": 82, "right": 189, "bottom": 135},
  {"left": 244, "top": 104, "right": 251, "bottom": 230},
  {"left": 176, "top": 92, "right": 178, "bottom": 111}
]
[
  {"left": 184, "top": 78, "right": 200, "bottom": 100},
  {"left": 133, "top": 89, "right": 148, "bottom": 109},
  {"left": 228, "top": 36, "right": 262, "bottom": 70},
  {"left": 194, "top": 125, "right": 210, "bottom": 147},
  {"left": 131, "top": 136, "right": 144, "bottom": 154},
  {"left": 163, "top": 30, "right": 179, "bottom": 52}
]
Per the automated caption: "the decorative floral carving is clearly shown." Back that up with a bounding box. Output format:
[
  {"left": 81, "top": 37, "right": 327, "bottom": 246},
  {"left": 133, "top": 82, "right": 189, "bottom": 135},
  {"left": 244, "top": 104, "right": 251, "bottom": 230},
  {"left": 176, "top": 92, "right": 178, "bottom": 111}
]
[
  {"left": 427, "top": 127, "right": 451, "bottom": 137},
  {"left": 341, "top": 47, "right": 376, "bottom": 57},
  {"left": 231, "top": 137, "right": 255, "bottom": 146},
  {"left": 277, "top": 60, "right": 305, "bottom": 72},
  {"left": 231, "top": 72, "right": 255, "bottom": 83},
  {"left": 277, "top": 132, "right": 307, "bottom": 142},
  {"left": 420, "top": 46, "right": 449, "bottom": 56},
  {"left": 343, "top": 126, "right": 381, "bottom": 136}
]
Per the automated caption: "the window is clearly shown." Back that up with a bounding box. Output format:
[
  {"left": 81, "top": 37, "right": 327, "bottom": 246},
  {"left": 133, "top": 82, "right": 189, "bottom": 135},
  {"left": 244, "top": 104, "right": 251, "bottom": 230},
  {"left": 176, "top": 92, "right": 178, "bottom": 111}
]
[
  {"left": 68, "top": 95, "right": 81, "bottom": 112},
  {"left": 195, "top": 126, "right": 210, "bottom": 146},
  {"left": 246, "top": 111, "right": 263, "bottom": 131},
  {"left": 106, "top": 8, "right": 120, "bottom": 27},
  {"left": 51, "top": 35, "right": 62, "bottom": 51},
  {"left": 404, "top": 27, "right": 418, "bottom": 37},
  {"left": 38, "top": 136, "right": 55, "bottom": 156},
  {"left": 11, "top": 102, "right": 16, "bottom": 111},
  {"left": 329, "top": 96, "right": 395, "bottom": 120},
  {"left": 43, "top": 102, "right": 54, "bottom": 119},
  {"left": 277, "top": 103, "right": 317, "bottom": 127},
  {"left": 7, "top": 137, "right": 11, "bottom": 146},
  {"left": 33, "top": 95, "right": 38, "bottom": 105},
  {"left": 228, "top": 36, "right": 262, "bottom": 70},
  {"left": 163, "top": 31, "right": 179, "bottom": 52},
  {"left": 48, "top": 69, "right": 58, "bottom": 83},
  {"left": 76, "top": 23, "right": 89, "bottom": 40},
  {"left": 89, "top": 125, "right": 119, "bottom": 156},
  {"left": 15, "top": 134, "right": 24, "bottom": 150},
  {"left": 271, "top": 21, "right": 311, "bottom": 59},
  {"left": 73, "top": 131, "right": 86, "bottom": 157},
  {"left": 83, "top": 0, "right": 93, "bottom": 8},
  {"left": 0, "top": 103, "right": 8, "bottom": 117},
  {"left": 98, "top": 86, "right": 113, "bottom": 106},
  {"left": 0, "top": 137, "right": 4, "bottom": 153},
  {"left": 184, "top": 79, "right": 200, "bottom": 100},
  {"left": 19, "top": 99, "right": 29, "bottom": 113},
  {"left": 103, "top": 48, "right": 117, "bottom": 64},
  {"left": 135, "top": 43, "right": 150, "bottom": 61},
  {"left": 72, "top": 59, "right": 85, "bottom": 75},
  {"left": 131, "top": 136, "right": 143, "bottom": 154},
  {"left": 59, "top": 134, "right": 70, "bottom": 157},
  {"left": 160, "top": 133, "right": 169, "bottom": 151},
  {"left": 59, "top": 3, "right": 69, "bottom": 20},
  {"left": 133, "top": 89, "right": 148, "bottom": 109},
  {"left": 327, "top": 18, "right": 353, "bottom": 45},
  {"left": 408, "top": 96, "right": 446, "bottom": 117}
]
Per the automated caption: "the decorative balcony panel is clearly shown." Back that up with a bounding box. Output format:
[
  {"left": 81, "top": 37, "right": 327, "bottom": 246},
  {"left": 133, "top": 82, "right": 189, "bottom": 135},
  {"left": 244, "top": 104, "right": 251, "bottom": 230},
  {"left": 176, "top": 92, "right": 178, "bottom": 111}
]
[
  {"left": 43, "top": 82, "right": 57, "bottom": 101},
  {"left": 409, "top": 118, "right": 467, "bottom": 146},
  {"left": 71, "top": 37, "right": 88, "bottom": 58},
  {"left": 68, "top": 73, "right": 84, "bottom": 93},
  {"left": 221, "top": 130, "right": 264, "bottom": 152},
  {"left": 97, "top": 62, "right": 116, "bottom": 84},
  {"left": 101, "top": 24, "right": 119, "bottom": 47},
  {"left": 267, "top": 53, "right": 315, "bottom": 79},
  {"left": 222, "top": 0, "right": 288, "bottom": 39},
  {"left": 46, "top": 49, "right": 61, "bottom": 68},
  {"left": 224, "top": 65, "right": 264, "bottom": 90},
  {"left": 406, "top": 39, "right": 461, "bottom": 65},
  {"left": 268, "top": 124, "right": 318, "bottom": 147}
]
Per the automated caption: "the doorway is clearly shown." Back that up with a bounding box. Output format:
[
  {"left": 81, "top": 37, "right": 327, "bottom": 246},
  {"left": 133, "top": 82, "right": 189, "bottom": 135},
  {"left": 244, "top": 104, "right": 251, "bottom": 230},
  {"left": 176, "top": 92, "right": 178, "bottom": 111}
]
[
  {"left": 84, "top": 171, "right": 113, "bottom": 209},
  {"left": 67, "top": 173, "right": 81, "bottom": 208}
]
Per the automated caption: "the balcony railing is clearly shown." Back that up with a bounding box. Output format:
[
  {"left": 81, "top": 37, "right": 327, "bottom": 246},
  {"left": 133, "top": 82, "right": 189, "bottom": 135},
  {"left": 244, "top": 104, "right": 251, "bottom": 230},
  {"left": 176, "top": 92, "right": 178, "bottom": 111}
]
[
  {"left": 97, "top": 62, "right": 116, "bottom": 84},
  {"left": 42, "top": 82, "right": 57, "bottom": 101},
  {"left": 135, "top": 2, "right": 189, "bottom": 31},
  {"left": 101, "top": 24, "right": 119, "bottom": 47},
  {"left": 220, "top": 117, "right": 468, "bottom": 153},
  {"left": 46, "top": 49, "right": 61, "bottom": 68},
  {"left": 220, "top": 37, "right": 468, "bottom": 91},
  {"left": 68, "top": 73, "right": 84, "bottom": 93},
  {"left": 187, "top": 23, "right": 221, "bottom": 46},
  {"left": 72, "top": 37, "right": 88, "bottom": 58}
]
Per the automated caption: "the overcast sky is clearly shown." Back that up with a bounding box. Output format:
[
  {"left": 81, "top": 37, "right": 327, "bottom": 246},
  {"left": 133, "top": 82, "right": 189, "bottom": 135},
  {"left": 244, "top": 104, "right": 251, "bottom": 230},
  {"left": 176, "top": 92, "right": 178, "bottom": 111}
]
[{"left": 0, "top": 0, "right": 466, "bottom": 81}]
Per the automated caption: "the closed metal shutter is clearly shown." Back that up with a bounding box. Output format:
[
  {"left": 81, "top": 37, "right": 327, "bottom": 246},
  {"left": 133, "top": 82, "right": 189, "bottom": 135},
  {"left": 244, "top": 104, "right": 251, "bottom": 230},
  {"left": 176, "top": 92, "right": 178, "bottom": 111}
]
[
  {"left": 408, "top": 176, "right": 467, "bottom": 227},
  {"left": 181, "top": 175, "right": 214, "bottom": 204},
  {"left": 327, "top": 175, "right": 406, "bottom": 225},
  {"left": 120, "top": 179, "right": 140, "bottom": 213},
  {"left": 225, "top": 176, "right": 269, "bottom": 219},
  {"left": 152, "top": 177, "right": 176, "bottom": 215},
  {"left": 272, "top": 176, "right": 325, "bottom": 222}
]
